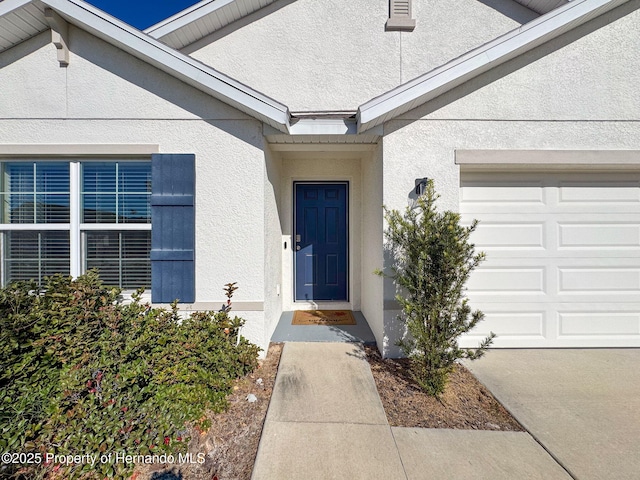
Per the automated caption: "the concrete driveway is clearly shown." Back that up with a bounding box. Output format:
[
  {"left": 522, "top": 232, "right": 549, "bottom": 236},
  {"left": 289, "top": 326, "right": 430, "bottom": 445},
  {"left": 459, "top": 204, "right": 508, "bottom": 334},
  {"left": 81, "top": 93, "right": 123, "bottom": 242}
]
[{"left": 466, "top": 349, "right": 640, "bottom": 480}]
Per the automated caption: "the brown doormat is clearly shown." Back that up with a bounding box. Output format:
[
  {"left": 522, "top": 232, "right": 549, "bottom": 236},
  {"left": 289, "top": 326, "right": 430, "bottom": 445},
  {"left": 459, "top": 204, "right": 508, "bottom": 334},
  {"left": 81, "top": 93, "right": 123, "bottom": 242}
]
[{"left": 292, "top": 310, "right": 356, "bottom": 326}]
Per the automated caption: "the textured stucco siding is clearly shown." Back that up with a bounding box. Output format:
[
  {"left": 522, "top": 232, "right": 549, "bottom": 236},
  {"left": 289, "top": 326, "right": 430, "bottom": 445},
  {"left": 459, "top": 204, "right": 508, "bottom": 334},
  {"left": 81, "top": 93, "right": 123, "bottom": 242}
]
[
  {"left": 263, "top": 146, "right": 283, "bottom": 346},
  {"left": 187, "top": 0, "right": 530, "bottom": 111},
  {"left": 360, "top": 144, "right": 385, "bottom": 349},
  {"left": 0, "top": 27, "right": 270, "bottom": 349}
]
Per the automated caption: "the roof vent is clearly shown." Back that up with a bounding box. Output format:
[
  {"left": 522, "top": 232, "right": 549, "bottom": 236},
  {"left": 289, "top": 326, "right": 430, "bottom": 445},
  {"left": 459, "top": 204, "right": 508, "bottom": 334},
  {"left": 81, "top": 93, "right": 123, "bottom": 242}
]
[{"left": 386, "top": 0, "right": 416, "bottom": 31}]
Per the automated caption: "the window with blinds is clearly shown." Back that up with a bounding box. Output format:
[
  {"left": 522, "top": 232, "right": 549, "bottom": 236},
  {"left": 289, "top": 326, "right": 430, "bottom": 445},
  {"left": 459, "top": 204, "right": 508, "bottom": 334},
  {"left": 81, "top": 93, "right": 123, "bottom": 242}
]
[
  {"left": 0, "top": 160, "right": 151, "bottom": 289},
  {"left": 4, "top": 231, "right": 70, "bottom": 283},
  {"left": 85, "top": 231, "right": 151, "bottom": 289},
  {"left": 1, "top": 163, "right": 70, "bottom": 223},
  {"left": 82, "top": 162, "right": 151, "bottom": 224}
]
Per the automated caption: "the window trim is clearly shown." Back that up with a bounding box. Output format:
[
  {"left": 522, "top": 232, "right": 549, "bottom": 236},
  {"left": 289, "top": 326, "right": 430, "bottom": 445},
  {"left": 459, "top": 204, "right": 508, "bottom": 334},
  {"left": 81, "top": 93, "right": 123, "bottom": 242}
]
[{"left": 0, "top": 144, "right": 159, "bottom": 157}]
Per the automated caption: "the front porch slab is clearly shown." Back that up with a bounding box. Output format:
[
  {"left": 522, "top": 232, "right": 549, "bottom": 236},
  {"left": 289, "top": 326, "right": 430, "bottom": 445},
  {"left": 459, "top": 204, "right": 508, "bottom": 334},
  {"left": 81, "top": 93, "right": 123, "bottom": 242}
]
[{"left": 270, "top": 310, "right": 376, "bottom": 345}]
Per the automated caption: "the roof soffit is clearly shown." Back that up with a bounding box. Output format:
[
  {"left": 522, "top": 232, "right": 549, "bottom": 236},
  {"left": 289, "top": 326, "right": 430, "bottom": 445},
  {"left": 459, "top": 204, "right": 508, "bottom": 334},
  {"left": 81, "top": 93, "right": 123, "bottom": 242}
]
[{"left": 0, "top": 0, "right": 49, "bottom": 52}]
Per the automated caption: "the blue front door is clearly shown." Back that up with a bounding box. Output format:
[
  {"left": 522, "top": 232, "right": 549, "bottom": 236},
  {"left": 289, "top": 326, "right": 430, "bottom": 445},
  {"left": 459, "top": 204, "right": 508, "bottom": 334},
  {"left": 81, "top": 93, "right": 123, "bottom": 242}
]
[{"left": 295, "top": 183, "right": 348, "bottom": 301}]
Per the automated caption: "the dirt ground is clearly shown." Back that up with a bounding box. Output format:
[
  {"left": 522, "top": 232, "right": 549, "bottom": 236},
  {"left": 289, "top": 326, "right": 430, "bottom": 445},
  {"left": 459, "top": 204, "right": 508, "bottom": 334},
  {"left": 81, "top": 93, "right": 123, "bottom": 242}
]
[
  {"left": 135, "top": 343, "right": 283, "bottom": 480},
  {"left": 136, "top": 342, "right": 521, "bottom": 479},
  {"left": 365, "top": 346, "right": 523, "bottom": 431}
]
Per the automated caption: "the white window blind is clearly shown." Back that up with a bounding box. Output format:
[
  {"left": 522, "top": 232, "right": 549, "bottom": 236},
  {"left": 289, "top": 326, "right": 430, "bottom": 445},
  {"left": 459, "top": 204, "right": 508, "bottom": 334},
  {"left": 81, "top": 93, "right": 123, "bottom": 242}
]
[
  {"left": 4, "top": 231, "right": 70, "bottom": 283},
  {"left": 82, "top": 162, "right": 151, "bottom": 224},
  {"left": 85, "top": 231, "right": 151, "bottom": 289}
]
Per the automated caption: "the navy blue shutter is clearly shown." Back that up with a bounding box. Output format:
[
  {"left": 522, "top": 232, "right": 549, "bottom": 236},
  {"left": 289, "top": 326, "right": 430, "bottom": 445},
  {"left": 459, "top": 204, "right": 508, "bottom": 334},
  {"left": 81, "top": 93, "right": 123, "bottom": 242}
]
[{"left": 150, "top": 154, "right": 195, "bottom": 303}]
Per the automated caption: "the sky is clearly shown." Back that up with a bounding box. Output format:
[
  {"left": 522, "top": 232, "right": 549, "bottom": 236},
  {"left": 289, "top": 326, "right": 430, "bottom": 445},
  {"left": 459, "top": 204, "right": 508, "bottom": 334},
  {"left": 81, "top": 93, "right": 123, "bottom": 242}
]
[{"left": 85, "top": 0, "right": 201, "bottom": 30}]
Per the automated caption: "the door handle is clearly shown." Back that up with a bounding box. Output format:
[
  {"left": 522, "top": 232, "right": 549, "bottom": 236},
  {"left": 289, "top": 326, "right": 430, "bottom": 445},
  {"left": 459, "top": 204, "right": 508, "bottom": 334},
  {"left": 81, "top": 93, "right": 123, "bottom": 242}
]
[{"left": 296, "top": 245, "right": 301, "bottom": 251}]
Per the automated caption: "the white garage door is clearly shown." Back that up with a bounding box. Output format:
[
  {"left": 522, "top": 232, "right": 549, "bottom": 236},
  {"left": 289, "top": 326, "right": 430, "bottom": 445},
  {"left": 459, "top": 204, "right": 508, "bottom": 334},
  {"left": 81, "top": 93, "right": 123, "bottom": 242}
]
[{"left": 460, "top": 171, "right": 640, "bottom": 348}]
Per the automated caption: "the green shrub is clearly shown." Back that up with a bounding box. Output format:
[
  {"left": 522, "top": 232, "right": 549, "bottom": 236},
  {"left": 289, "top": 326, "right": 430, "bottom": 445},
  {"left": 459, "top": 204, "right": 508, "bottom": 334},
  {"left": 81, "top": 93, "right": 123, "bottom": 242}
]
[
  {"left": 381, "top": 180, "right": 495, "bottom": 396},
  {"left": 0, "top": 273, "right": 260, "bottom": 479}
]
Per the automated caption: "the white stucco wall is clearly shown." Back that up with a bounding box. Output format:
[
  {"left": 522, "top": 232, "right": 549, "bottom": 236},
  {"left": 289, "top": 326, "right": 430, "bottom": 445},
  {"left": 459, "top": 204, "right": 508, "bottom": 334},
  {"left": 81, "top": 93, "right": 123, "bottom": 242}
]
[
  {"left": 0, "top": 27, "right": 271, "bottom": 350},
  {"left": 379, "top": 3, "right": 640, "bottom": 356},
  {"left": 263, "top": 146, "right": 284, "bottom": 346},
  {"left": 360, "top": 143, "right": 384, "bottom": 348},
  {"left": 187, "top": 0, "right": 532, "bottom": 111}
]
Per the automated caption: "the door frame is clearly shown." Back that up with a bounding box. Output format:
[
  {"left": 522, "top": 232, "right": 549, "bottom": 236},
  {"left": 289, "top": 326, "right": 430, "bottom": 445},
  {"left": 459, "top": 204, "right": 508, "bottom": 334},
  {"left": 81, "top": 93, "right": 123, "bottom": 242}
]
[{"left": 293, "top": 181, "right": 349, "bottom": 303}]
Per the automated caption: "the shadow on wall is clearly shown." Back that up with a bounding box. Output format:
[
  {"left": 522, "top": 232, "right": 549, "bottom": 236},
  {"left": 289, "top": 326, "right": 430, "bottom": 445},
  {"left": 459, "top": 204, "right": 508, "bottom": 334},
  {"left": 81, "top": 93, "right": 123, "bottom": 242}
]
[
  {"left": 0, "top": 30, "right": 49, "bottom": 69},
  {"left": 384, "top": 0, "right": 640, "bottom": 135},
  {"left": 67, "top": 26, "right": 265, "bottom": 149},
  {"left": 381, "top": 228, "right": 408, "bottom": 359},
  {"left": 476, "top": 0, "right": 539, "bottom": 24},
  {"left": 182, "top": 0, "right": 298, "bottom": 54}
]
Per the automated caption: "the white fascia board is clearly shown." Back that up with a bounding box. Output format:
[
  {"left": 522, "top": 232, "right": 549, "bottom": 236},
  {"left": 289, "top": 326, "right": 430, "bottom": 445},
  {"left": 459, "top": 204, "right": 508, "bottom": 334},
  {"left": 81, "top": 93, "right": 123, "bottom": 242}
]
[
  {"left": 0, "top": 0, "right": 34, "bottom": 17},
  {"left": 289, "top": 118, "right": 358, "bottom": 136},
  {"left": 144, "top": 0, "right": 233, "bottom": 38},
  {"left": 357, "top": 0, "right": 629, "bottom": 133},
  {"left": 39, "top": 0, "right": 290, "bottom": 132}
]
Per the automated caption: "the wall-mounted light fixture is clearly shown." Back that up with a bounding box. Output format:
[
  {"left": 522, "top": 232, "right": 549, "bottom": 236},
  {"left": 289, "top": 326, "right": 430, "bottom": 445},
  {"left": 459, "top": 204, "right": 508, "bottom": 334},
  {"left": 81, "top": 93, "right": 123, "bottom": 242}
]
[{"left": 415, "top": 177, "right": 429, "bottom": 196}]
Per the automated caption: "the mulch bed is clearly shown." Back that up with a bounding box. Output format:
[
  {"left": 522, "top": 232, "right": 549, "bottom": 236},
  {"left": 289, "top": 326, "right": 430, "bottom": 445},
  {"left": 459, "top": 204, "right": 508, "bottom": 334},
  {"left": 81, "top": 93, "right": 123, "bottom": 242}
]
[{"left": 365, "top": 346, "right": 523, "bottom": 431}]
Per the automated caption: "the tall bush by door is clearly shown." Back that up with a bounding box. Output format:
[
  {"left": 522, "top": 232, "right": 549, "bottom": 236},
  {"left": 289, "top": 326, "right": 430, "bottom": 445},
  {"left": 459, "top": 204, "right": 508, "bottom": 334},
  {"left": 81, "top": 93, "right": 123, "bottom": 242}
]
[{"left": 380, "top": 179, "right": 495, "bottom": 396}]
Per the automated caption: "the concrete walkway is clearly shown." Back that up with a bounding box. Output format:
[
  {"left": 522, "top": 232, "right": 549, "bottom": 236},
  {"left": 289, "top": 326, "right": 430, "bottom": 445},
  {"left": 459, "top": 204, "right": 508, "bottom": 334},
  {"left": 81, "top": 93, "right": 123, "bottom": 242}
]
[{"left": 252, "top": 343, "right": 570, "bottom": 480}]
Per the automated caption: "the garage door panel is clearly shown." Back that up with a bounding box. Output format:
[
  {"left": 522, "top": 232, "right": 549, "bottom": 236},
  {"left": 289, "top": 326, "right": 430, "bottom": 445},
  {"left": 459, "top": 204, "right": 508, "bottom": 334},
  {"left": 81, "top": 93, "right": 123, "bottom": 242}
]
[
  {"left": 470, "top": 217, "right": 640, "bottom": 253},
  {"left": 557, "top": 311, "right": 640, "bottom": 337},
  {"left": 471, "top": 221, "right": 546, "bottom": 249},
  {"left": 467, "top": 311, "right": 546, "bottom": 337},
  {"left": 559, "top": 222, "right": 640, "bottom": 249},
  {"left": 468, "top": 263, "right": 640, "bottom": 303},
  {"left": 460, "top": 181, "right": 545, "bottom": 204},
  {"left": 460, "top": 306, "right": 640, "bottom": 348},
  {"left": 559, "top": 267, "right": 640, "bottom": 294},
  {"left": 461, "top": 170, "right": 640, "bottom": 347},
  {"left": 558, "top": 181, "right": 640, "bottom": 204},
  {"left": 465, "top": 204, "right": 640, "bottom": 214},
  {"left": 460, "top": 304, "right": 550, "bottom": 348},
  {"left": 467, "top": 266, "right": 545, "bottom": 294}
]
